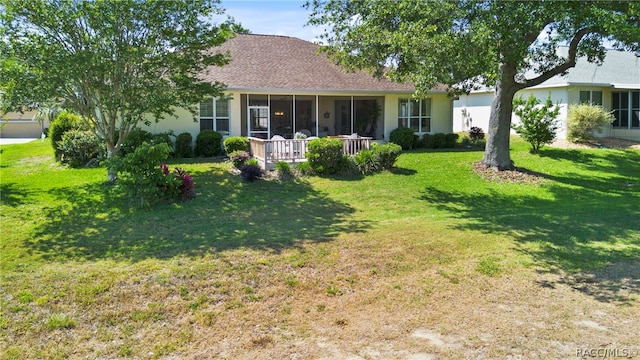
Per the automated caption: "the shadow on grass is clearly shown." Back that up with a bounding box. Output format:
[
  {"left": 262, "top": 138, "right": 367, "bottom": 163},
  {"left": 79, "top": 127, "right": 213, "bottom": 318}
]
[
  {"left": 28, "top": 165, "right": 370, "bottom": 262},
  {"left": 0, "top": 182, "right": 31, "bottom": 207},
  {"left": 420, "top": 149, "right": 640, "bottom": 304}
]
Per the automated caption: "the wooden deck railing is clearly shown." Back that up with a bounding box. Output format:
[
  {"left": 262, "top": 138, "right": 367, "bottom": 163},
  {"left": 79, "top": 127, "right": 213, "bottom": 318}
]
[{"left": 248, "top": 136, "right": 372, "bottom": 169}]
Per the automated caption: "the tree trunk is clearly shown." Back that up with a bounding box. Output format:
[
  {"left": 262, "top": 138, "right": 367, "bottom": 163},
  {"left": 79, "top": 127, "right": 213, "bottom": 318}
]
[
  {"left": 106, "top": 143, "right": 118, "bottom": 183},
  {"left": 481, "top": 64, "right": 520, "bottom": 170}
]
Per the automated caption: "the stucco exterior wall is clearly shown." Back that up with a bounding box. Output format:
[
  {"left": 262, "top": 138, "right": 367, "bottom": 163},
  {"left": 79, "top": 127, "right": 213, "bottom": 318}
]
[
  {"left": 383, "top": 93, "right": 453, "bottom": 141},
  {"left": 454, "top": 86, "right": 640, "bottom": 141},
  {"left": 143, "top": 91, "right": 455, "bottom": 144}
]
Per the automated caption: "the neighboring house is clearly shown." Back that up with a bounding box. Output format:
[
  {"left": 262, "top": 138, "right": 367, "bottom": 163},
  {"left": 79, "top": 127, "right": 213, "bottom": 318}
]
[
  {"left": 453, "top": 48, "right": 640, "bottom": 141},
  {"left": 144, "top": 34, "right": 453, "bottom": 142},
  {"left": 0, "top": 110, "right": 42, "bottom": 138}
]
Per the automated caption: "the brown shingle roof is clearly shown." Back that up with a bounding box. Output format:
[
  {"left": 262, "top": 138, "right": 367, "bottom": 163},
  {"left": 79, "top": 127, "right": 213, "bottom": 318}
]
[{"left": 202, "top": 34, "right": 425, "bottom": 93}]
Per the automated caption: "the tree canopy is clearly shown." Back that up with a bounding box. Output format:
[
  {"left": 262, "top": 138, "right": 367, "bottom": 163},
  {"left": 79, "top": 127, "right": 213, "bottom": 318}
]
[
  {"left": 307, "top": 0, "right": 640, "bottom": 169},
  {"left": 0, "top": 0, "right": 235, "bottom": 180}
]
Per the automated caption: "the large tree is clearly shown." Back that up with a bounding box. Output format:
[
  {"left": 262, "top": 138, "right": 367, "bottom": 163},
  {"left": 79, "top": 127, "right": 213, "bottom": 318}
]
[
  {"left": 0, "top": 0, "right": 234, "bottom": 181},
  {"left": 307, "top": 0, "right": 639, "bottom": 170}
]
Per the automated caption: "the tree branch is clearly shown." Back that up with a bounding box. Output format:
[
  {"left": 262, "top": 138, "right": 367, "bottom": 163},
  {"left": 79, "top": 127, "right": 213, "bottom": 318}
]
[{"left": 517, "top": 27, "right": 591, "bottom": 91}]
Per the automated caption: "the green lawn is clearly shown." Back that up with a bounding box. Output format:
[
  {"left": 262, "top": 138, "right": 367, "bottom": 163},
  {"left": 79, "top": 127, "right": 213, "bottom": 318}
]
[{"left": 1, "top": 138, "right": 639, "bottom": 359}]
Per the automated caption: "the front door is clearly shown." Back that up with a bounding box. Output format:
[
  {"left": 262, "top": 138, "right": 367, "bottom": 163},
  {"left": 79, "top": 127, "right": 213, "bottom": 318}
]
[{"left": 248, "top": 106, "right": 270, "bottom": 139}]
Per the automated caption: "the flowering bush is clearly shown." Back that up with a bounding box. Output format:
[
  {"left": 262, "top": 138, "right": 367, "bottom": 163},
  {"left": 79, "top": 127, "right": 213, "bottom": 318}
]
[
  {"left": 107, "top": 143, "right": 195, "bottom": 207},
  {"left": 159, "top": 164, "right": 195, "bottom": 200},
  {"left": 229, "top": 150, "right": 250, "bottom": 169},
  {"left": 175, "top": 167, "right": 195, "bottom": 200}
]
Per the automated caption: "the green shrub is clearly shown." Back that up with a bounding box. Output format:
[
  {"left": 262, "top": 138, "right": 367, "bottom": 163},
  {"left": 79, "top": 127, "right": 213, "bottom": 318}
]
[
  {"left": 57, "top": 130, "right": 100, "bottom": 167},
  {"left": 423, "top": 133, "right": 435, "bottom": 149},
  {"left": 295, "top": 161, "right": 314, "bottom": 176},
  {"left": 195, "top": 129, "right": 222, "bottom": 157},
  {"left": 223, "top": 136, "right": 249, "bottom": 154},
  {"left": 389, "top": 127, "right": 415, "bottom": 150},
  {"left": 229, "top": 150, "right": 250, "bottom": 169},
  {"left": 306, "top": 138, "right": 344, "bottom": 175},
  {"left": 152, "top": 131, "right": 175, "bottom": 156},
  {"left": 512, "top": 94, "right": 560, "bottom": 153},
  {"left": 49, "top": 111, "right": 84, "bottom": 160},
  {"left": 567, "top": 103, "right": 615, "bottom": 143},
  {"left": 444, "top": 133, "right": 459, "bottom": 148},
  {"left": 276, "top": 161, "right": 293, "bottom": 181},
  {"left": 175, "top": 132, "right": 193, "bottom": 158},
  {"left": 371, "top": 142, "right": 402, "bottom": 170},
  {"left": 353, "top": 149, "right": 378, "bottom": 175},
  {"left": 108, "top": 142, "right": 177, "bottom": 207},
  {"left": 433, "top": 133, "right": 447, "bottom": 148},
  {"left": 413, "top": 134, "right": 425, "bottom": 149},
  {"left": 120, "top": 128, "right": 153, "bottom": 156}
]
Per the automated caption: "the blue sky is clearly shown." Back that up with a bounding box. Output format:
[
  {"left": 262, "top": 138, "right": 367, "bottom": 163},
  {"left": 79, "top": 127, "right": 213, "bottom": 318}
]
[{"left": 218, "top": 0, "right": 322, "bottom": 42}]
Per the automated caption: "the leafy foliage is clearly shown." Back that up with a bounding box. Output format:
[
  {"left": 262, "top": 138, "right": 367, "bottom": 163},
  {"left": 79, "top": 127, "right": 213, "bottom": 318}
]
[
  {"left": 0, "top": 0, "right": 236, "bottom": 180},
  {"left": 175, "top": 132, "right": 193, "bottom": 158},
  {"left": 223, "top": 136, "right": 250, "bottom": 154},
  {"left": 107, "top": 143, "right": 178, "bottom": 207},
  {"left": 119, "top": 128, "right": 153, "bottom": 157},
  {"left": 306, "top": 0, "right": 639, "bottom": 169},
  {"left": 512, "top": 94, "right": 560, "bottom": 153},
  {"left": 305, "top": 138, "right": 345, "bottom": 175},
  {"left": 469, "top": 127, "right": 485, "bottom": 144},
  {"left": 229, "top": 150, "right": 250, "bottom": 169},
  {"left": 371, "top": 143, "right": 402, "bottom": 170},
  {"left": 389, "top": 127, "right": 415, "bottom": 150},
  {"left": 174, "top": 167, "right": 195, "bottom": 201},
  {"left": 422, "top": 133, "right": 459, "bottom": 149},
  {"left": 276, "top": 161, "right": 293, "bottom": 181},
  {"left": 353, "top": 149, "right": 378, "bottom": 175},
  {"left": 195, "top": 130, "right": 222, "bottom": 157},
  {"left": 567, "top": 104, "right": 615, "bottom": 143},
  {"left": 152, "top": 132, "right": 175, "bottom": 156},
  {"left": 49, "top": 111, "right": 84, "bottom": 160},
  {"left": 57, "top": 130, "right": 101, "bottom": 168},
  {"left": 240, "top": 164, "right": 263, "bottom": 182}
]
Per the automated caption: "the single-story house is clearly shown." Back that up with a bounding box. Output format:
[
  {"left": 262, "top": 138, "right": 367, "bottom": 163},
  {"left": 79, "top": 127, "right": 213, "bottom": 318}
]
[
  {"left": 144, "top": 34, "right": 453, "bottom": 143},
  {"left": 0, "top": 110, "right": 42, "bottom": 138},
  {"left": 453, "top": 48, "right": 640, "bottom": 141}
]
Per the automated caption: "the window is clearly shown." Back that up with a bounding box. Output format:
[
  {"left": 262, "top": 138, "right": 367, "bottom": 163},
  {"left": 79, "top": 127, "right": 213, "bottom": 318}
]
[
  {"left": 612, "top": 91, "right": 640, "bottom": 129},
  {"left": 398, "top": 98, "right": 431, "bottom": 133},
  {"left": 199, "top": 97, "right": 230, "bottom": 134},
  {"left": 579, "top": 90, "right": 602, "bottom": 105}
]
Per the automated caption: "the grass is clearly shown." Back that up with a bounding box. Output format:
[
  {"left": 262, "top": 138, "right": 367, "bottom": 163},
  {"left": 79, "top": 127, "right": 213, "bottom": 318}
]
[{"left": 1, "top": 137, "right": 639, "bottom": 359}]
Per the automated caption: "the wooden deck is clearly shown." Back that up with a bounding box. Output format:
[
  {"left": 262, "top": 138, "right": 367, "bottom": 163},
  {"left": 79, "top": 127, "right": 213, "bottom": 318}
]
[{"left": 248, "top": 136, "right": 371, "bottom": 169}]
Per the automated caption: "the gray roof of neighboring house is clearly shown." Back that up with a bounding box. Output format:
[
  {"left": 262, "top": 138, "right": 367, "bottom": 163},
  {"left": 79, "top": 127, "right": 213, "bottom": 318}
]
[
  {"left": 201, "top": 34, "right": 435, "bottom": 93},
  {"left": 467, "top": 48, "right": 639, "bottom": 93},
  {"left": 538, "top": 47, "right": 640, "bottom": 88}
]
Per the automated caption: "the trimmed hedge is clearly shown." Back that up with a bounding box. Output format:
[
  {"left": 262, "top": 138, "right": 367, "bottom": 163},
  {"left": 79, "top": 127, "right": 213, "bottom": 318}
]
[
  {"left": 195, "top": 129, "right": 222, "bottom": 157},
  {"left": 306, "top": 138, "right": 345, "bottom": 175},
  {"left": 223, "top": 136, "right": 249, "bottom": 154},
  {"left": 175, "top": 132, "right": 193, "bottom": 158},
  {"left": 389, "top": 127, "right": 415, "bottom": 150}
]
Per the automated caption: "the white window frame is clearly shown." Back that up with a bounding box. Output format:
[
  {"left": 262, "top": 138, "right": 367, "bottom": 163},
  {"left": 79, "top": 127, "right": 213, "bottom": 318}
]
[
  {"left": 199, "top": 97, "right": 230, "bottom": 135},
  {"left": 579, "top": 90, "right": 603, "bottom": 105},
  {"left": 612, "top": 91, "right": 640, "bottom": 129},
  {"left": 398, "top": 98, "right": 431, "bottom": 133}
]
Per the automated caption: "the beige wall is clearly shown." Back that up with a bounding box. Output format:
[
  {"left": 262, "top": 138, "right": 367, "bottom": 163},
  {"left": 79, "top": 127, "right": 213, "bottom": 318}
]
[
  {"left": 142, "top": 91, "right": 455, "bottom": 142},
  {"left": 383, "top": 93, "right": 453, "bottom": 140}
]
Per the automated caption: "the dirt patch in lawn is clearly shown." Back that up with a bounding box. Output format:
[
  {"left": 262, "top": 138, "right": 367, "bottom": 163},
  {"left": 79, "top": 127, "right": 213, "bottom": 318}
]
[{"left": 473, "top": 162, "right": 545, "bottom": 184}]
